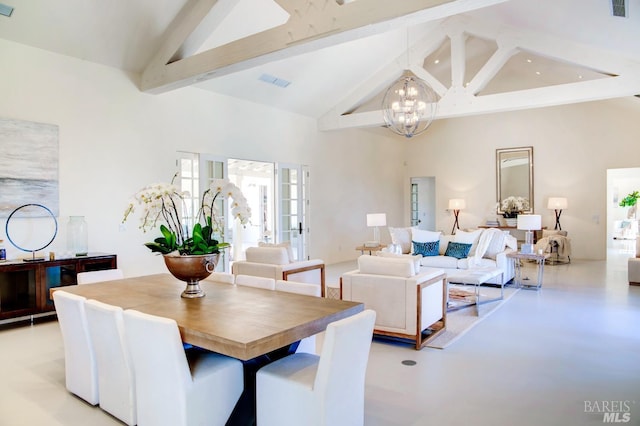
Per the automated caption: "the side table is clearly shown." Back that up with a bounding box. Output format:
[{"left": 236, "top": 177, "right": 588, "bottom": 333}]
[
  {"left": 506, "top": 252, "right": 548, "bottom": 290},
  {"left": 355, "top": 244, "right": 385, "bottom": 255}
]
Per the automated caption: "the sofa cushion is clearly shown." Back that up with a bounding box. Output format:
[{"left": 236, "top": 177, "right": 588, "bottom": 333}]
[
  {"left": 358, "top": 255, "right": 415, "bottom": 277},
  {"left": 445, "top": 242, "right": 472, "bottom": 259},
  {"left": 376, "top": 252, "right": 422, "bottom": 271},
  {"left": 420, "top": 255, "right": 459, "bottom": 269},
  {"left": 411, "top": 228, "right": 441, "bottom": 243},
  {"left": 388, "top": 227, "right": 413, "bottom": 254},
  {"left": 438, "top": 234, "right": 454, "bottom": 255},
  {"left": 454, "top": 229, "right": 482, "bottom": 256},
  {"left": 412, "top": 240, "right": 439, "bottom": 257},
  {"left": 258, "top": 241, "right": 294, "bottom": 263},
  {"left": 484, "top": 231, "right": 507, "bottom": 259},
  {"left": 245, "top": 246, "right": 290, "bottom": 265}
]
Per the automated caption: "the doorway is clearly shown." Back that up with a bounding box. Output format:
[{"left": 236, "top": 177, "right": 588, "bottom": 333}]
[
  {"left": 606, "top": 167, "right": 640, "bottom": 258},
  {"left": 410, "top": 177, "right": 435, "bottom": 231}
]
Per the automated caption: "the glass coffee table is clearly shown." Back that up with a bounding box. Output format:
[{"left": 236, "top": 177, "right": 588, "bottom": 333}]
[{"left": 506, "top": 252, "right": 549, "bottom": 290}]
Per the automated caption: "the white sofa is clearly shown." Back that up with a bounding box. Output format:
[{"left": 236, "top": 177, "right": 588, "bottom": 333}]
[
  {"left": 388, "top": 227, "right": 516, "bottom": 285},
  {"left": 231, "top": 246, "right": 326, "bottom": 296},
  {"left": 341, "top": 255, "right": 446, "bottom": 349}
]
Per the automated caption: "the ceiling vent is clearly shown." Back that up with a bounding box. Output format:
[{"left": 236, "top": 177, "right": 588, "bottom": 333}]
[
  {"left": 0, "top": 3, "right": 14, "bottom": 17},
  {"left": 612, "top": 0, "right": 627, "bottom": 17},
  {"left": 258, "top": 73, "right": 291, "bottom": 88}
]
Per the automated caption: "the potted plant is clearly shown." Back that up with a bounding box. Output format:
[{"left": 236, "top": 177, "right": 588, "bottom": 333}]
[
  {"left": 123, "top": 175, "right": 251, "bottom": 298},
  {"left": 619, "top": 190, "right": 639, "bottom": 219}
]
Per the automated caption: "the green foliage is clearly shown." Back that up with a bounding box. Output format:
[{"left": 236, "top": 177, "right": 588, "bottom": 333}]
[
  {"left": 144, "top": 220, "right": 229, "bottom": 255},
  {"left": 619, "top": 191, "right": 640, "bottom": 207}
]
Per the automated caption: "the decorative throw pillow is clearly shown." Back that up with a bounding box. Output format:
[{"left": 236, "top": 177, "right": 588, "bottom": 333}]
[
  {"left": 388, "top": 227, "right": 413, "bottom": 254},
  {"left": 411, "top": 228, "right": 441, "bottom": 243},
  {"left": 412, "top": 240, "right": 439, "bottom": 257},
  {"left": 454, "top": 229, "right": 482, "bottom": 256},
  {"left": 444, "top": 242, "right": 472, "bottom": 259}
]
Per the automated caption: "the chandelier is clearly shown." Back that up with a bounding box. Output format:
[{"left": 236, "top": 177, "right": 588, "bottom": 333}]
[{"left": 382, "top": 70, "right": 438, "bottom": 138}]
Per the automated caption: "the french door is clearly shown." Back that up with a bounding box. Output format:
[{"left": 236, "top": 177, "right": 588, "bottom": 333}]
[
  {"left": 277, "top": 164, "right": 310, "bottom": 261},
  {"left": 180, "top": 153, "right": 310, "bottom": 267}
]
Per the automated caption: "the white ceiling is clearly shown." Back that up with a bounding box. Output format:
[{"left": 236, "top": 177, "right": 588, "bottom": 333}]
[{"left": 1, "top": 0, "right": 639, "bottom": 127}]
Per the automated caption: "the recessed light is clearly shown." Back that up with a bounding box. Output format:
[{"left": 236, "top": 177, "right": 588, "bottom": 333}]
[
  {"left": 526, "top": 59, "right": 532, "bottom": 63},
  {"left": 535, "top": 71, "right": 541, "bottom": 75},
  {"left": 578, "top": 75, "right": 583, "bottom": 79},
  {"left": 434, "top": 59, "right": 440, "bottom": 65}
]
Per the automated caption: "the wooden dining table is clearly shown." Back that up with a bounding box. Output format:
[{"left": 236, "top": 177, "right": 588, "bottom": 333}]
[{"left": 53, "top": 273, "right": 364, "bottom": 361}]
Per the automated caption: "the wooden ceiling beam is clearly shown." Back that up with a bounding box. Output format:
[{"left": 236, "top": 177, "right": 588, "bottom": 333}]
[{"left": 141, "top": 0, "right": 508, "bottom": 93}]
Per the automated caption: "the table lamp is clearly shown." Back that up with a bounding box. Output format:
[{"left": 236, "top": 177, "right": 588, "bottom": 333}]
[
  {"left": 517, "top": 214, "right": 541, "bottom": 254},
  {"left": 448, "top": 199, "right": 466, "bottom": 234},
  {"left": 366, "top": 213, "right": 386, "bottom": 245},
  {"left": 547, "top": 197, "right": 567, "bottom": 230}
]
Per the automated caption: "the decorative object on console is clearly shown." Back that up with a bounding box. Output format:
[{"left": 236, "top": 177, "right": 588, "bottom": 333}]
[
  {"left": 517, "top": 214, "right": 541, "bottom": 254},
  {"left": 122, "top": 176, "right": 251, "bottom": 298},
  {"left": 366, "top": 213, "right": 386, "bottom": 245},
  {"left": 5, "top": 203, "right": 58, "bottom": 262},
  {"left": 547, "top": 197, "right": 568, "bottom": 230},
  {"left": 67, "top": 216, "right": 88, "bottom": 256},
  {"left": 448, "top": 199, "right": 466, "bottom": 235},
  {"left": 381, "top": 70, "right": 438, "bottom": 138}
]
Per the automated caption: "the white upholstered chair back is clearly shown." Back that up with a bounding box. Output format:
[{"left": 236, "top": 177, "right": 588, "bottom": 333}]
[
  {"left": 256, "top": 309, "right": 376, "bottom": 426},
  {"left": 275, "top": 279, "right": 321, "bottom": 297},
  {"left": 123, "top": 309, "right": 243, "bottom": 426},
  {"left": 77, "top": 268, "right": 124, "bottom": 285},
  {"left": 85, "top": 299, "right": 136, "bottom": 426},
  {"left": 52, "top": 291, "right": 99, "bottom": 405},
  {"left": 314, "top": 309, "right": 376, "bottom": 425},
  {"left": 235, "top": 274, "right": 276, "bottom": 290},
  {"left": 275, "top": 279, "right": 321, "bottom": 354}
]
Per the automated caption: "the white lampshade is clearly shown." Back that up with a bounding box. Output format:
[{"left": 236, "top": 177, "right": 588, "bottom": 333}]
[
  {"left": 366, "top": 213, "right": 387, "bottom": 227},
  {"left": 517, "top": 214, "right": 542, "bottom": 231},
  {"left": 448, "top": 199, "right": 466, "bottom": 210},
  {"left": 547, "top": 197, "right": 568, "bottom": 210}
]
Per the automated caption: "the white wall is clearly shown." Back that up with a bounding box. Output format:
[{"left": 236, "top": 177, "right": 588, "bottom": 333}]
[
  {"left": 3, "top": 38, "right": 640, "bottom": 268},
  {"left": 0, "top": 39, "right": 403, "bottom": 275},
  {"left": 404, "top": 98, "right": 640, "bottom": 260}
]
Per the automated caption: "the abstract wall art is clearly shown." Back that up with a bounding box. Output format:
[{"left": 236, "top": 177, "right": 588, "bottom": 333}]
[{"left": 0, "top": 117, "right": 59, "bottom": 217}]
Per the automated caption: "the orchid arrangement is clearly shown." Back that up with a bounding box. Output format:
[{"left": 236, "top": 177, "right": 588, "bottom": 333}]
[
  {"left": 122, "top": 176, "right": 251, "bottom": 255},
  {"left": 501, "top": 196, "right": 530, "bottom": 215}
]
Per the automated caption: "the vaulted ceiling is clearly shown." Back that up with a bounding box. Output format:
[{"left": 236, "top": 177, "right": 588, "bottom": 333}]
[{"left": 1, "top": 0, "right": 639, "bottom": 132}]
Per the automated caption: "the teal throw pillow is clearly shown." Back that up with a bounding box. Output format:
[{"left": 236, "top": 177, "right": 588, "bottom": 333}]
[
  {"left": 412, "top": 240, "right": 439, "bottom": 257},
  {"left": 444, "top": 242, "right": 472, "bottom": 259}
]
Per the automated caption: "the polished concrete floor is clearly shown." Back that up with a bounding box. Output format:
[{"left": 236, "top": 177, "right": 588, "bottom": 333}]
[{"left": 1, "top": 251, "right": 639, "bottom": 426}]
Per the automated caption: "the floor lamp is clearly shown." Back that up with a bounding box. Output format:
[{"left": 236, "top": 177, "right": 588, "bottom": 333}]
[
  {"left": 547, "top": 197, "right": 567, "bottom": 230},
  {"left": 448, "top": 199, "right": 465, "bottom": 234},
  {"left": 517, "top": 214, "right": 541, "bottom": 254}
]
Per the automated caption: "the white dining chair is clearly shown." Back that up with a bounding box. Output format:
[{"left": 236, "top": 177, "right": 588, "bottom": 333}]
[
  {"left": 203, "top": 271, "right": 235, "bottom": 284},
  {"left": 275, "top": 279, "right": 322, "bottom": 354},
  {"left": 256, "top": 309, "right": 376, "bottom": 426},
  {"left": 123, "top": 309, "right": 244, "bottom": 426},
  {"left": 77, "top": 268, "right": 124, "bottom": 285},
  {"left": 235, "top": 274, "right": 276, "bottom": 290},
  {"left": 85, "top": 299, "right": 136, "bottom": 426},
  {"left": 52, "top": 290, "right": 99, "bottom": 405}
]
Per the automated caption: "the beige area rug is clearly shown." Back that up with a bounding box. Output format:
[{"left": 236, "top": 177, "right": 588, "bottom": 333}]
[{"left": 426, "top": 284, "right": 519, "bottom": 349}]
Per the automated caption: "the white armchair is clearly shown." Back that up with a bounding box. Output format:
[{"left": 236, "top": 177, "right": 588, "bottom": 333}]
[
  {"left": 231, "top": 246, "right": 325, "bottom": 296},
  {"left": 341, "top": 255, "right": 447, "bottom": 349}
]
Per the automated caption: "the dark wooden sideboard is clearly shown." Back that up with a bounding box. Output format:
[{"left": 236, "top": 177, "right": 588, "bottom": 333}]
[{"left": 0, "top": 253, "right": 117, "bottom": 324}]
